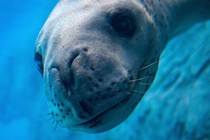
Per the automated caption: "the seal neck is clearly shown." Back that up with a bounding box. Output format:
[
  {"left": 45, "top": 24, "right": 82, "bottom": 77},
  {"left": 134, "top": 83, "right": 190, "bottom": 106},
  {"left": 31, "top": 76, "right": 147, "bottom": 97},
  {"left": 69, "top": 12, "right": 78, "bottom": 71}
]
[
  {"left": 139, "top": 0, "right": 210, "bottom": 51},
  {"left": 163, "top": 0, "right": 210, "bottom": 37},
  {"left": 137, "top": 0, "right": 171, "bottom": 52}
]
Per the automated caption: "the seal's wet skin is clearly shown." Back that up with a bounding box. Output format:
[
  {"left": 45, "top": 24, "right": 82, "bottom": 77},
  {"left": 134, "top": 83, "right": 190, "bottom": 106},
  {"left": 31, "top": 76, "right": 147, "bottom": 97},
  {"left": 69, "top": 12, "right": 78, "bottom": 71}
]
[{"left": 35, "top": 0, "right": 210, "bottom": 133}]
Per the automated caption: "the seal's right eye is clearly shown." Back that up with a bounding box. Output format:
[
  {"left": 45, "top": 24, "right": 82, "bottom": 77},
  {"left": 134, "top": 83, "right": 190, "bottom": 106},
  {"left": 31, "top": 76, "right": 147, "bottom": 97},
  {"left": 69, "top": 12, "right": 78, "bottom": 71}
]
[
  {"left": 34, "top": 53, "right": 44, "bottom": 76},
  {"left": 109, "top": 8, "right": 136, "bottom": 37}
]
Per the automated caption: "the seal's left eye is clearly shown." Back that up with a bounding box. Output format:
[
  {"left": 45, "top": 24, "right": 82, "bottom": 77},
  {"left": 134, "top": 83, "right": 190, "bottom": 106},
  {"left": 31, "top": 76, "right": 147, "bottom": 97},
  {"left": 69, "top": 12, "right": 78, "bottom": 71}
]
[
  {"left": 109, "top": 9, "right": 136, "bottom": 37},
  {"left": 34, "top": 53, "right": 44, "bottom": 76}
]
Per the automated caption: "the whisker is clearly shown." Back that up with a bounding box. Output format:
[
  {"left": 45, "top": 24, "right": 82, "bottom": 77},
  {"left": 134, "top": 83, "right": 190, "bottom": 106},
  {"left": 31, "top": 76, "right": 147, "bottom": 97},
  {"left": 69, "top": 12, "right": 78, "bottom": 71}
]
[
  {"left": 129, "top": 76, "right": 148, "bottom": 83},
  {"left": 54, "top": 121, "right": 58, "bottom": 132},
  {"left": 125, "top": 92, "right": 141, "bottom": 97},
  {"left": 118, "top": 101, "right": 124, "bottom": 107},
  {"left": 126, "top": 92, "right": 133, "bottom": 95},
  {"left": 47, "top": 116, "right": 53, "bottom": 122},
  {"left": 139, "top": 61, "right": 159, "bottom": 71},
  {"left": 52, "top": 119, "right": 56, "bottom": 125},
  {"left": 35, "top": 113, "right": 50, "bottom": 121},
  {"left": 138, "top": 83, "right": 152, "bottom": 86},
  {"left": 47, "top": 113, "right": 51, "bottom": 116},
  {"left": 132, "top": 90, "right": 145, "bottom": 94}
]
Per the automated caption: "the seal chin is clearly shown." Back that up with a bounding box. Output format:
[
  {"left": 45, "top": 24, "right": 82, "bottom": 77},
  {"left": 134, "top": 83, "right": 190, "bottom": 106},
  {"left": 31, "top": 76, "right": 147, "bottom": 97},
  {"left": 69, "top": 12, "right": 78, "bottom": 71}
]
[{"left": 73, "top": 94, "right": 131, "bottom": 133}]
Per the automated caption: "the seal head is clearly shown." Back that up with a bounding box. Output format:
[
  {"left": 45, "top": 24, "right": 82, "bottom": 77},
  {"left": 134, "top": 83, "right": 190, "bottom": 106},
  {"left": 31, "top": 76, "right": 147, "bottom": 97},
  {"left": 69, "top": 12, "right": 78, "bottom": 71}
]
[{"left": 35, "top": 0, "right": 160, "bottom": 133}]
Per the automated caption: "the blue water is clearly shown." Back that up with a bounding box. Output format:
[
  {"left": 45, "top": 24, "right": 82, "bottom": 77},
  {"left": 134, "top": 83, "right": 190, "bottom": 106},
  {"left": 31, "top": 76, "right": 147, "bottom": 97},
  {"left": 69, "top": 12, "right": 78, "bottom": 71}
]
[{"left": 0, "top": 1, "right": 210, "bottom": 140}]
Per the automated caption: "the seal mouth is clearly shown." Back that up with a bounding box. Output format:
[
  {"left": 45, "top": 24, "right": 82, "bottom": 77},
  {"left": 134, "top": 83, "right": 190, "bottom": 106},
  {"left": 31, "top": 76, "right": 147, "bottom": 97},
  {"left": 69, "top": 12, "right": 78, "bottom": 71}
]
[{"left": 74, "top": 94, "right": 131, "bottom": 129}]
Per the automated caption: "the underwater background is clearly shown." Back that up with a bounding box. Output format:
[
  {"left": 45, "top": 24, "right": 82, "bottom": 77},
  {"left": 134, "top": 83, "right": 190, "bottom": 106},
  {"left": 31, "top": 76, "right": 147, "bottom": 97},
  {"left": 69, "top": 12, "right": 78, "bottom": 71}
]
[{"left": 0, "top": 0, "right": 209, "bottom": 140}]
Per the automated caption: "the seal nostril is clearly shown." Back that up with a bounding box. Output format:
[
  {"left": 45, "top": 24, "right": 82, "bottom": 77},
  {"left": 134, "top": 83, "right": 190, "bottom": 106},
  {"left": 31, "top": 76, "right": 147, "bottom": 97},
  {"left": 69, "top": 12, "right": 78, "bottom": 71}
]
[{"left": 68, "top": 51, "right": 80, "bottom": 67}]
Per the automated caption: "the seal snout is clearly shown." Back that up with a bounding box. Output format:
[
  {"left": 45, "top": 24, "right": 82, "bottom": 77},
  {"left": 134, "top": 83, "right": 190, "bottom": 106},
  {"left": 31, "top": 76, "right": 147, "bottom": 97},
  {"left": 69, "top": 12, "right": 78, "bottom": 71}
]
[{"left": 52, "top": 48, "right": 134, "bottom": 125}]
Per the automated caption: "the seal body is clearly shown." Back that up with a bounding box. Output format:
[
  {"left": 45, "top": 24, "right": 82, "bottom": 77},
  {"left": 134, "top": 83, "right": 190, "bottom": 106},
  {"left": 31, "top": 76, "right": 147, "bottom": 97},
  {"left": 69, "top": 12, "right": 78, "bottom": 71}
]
[{"left": 35, "top": 0, "right": 210, "bottom": 133}]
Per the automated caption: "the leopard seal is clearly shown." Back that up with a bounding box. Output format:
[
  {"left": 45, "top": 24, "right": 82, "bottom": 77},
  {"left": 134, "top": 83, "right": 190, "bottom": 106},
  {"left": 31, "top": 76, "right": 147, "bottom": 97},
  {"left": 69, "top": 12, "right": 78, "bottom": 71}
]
[{"left": 34, "top": 0, "right": 210, "bottom": 133}]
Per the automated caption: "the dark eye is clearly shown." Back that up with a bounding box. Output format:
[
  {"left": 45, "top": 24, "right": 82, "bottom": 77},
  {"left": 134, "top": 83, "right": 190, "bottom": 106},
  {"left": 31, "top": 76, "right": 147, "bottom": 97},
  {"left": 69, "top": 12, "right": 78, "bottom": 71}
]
[
  {"left": 109, "top": 8, "right": 136, "bottom": 37},
  {"left": 34, "top": 53, "right": 43, "bottom": 76}
]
